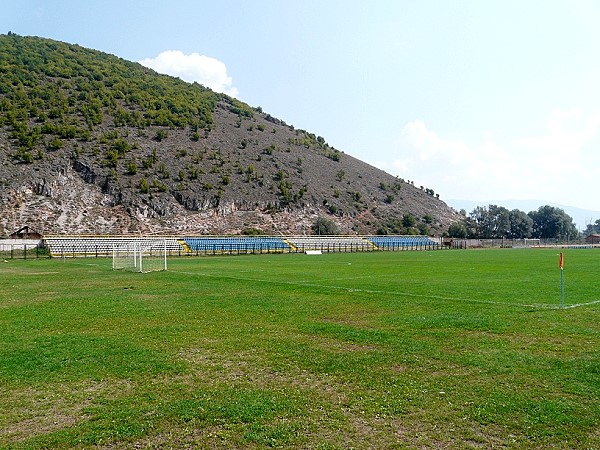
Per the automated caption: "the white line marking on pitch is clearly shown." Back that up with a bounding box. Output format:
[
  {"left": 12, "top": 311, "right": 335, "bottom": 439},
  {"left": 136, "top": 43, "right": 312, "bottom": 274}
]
[
  {"left": 561, "top": 300, "right": 600, "bottom": 309},
  {"left": 170, "top": 269, "right": 589, "bottom": 310},
  {"left": 22, "top": 271, "right": 60, "bottom": 275}
]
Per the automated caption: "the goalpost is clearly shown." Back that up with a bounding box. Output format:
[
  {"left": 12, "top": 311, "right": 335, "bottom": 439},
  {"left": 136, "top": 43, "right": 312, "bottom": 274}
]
[
  {"left": 112, "top": 239, "right": 167, "bottom": 273},
  {"left": 524, "top": 238, "right": 541, "bottom": 248}
]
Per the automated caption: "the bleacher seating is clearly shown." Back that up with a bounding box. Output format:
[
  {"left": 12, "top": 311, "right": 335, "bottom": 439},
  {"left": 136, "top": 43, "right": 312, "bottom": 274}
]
[
  {"left": 367, "top": 235, "right": 439, "bottom": 249},
  {"left": 42, "top": 234, "right": 441, "bottom": 258},
  {"left": 183, "top": 236, "right": 290, "bottom": 254},
  {"left": 286, "top": 236, "right": 375, "bottom": 252},
  {"left": 44, "top": 236, "right": 185, "bottom": 257}
]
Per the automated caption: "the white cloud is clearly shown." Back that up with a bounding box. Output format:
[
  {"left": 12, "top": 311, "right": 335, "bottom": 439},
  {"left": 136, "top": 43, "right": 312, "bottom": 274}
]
[
  {"left": 391, "top": 120, "right": 513, "bottom": 199},
  {"left": 139, "top": 50, "right": 239, "bottom": 97},
  {"left": 388, "top": 110, "right": 600, "bottom": 210},
  {"left": 512, "top": 108, "right": 600, "bottom": 170}
]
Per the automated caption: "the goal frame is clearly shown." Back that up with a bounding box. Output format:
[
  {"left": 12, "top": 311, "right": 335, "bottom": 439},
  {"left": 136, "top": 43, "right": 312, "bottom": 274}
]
[{"left": 112, "top": 239, "right": 168, "bottom": 273}]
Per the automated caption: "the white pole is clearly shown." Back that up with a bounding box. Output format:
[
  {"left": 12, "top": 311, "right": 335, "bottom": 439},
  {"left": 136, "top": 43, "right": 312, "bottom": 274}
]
[
  {"left": 560, "top": 252, "right": 564, "bottom": 308},
  {"left": 139, "top": 244, "right": 143, "bottom": 273},
  {"left": 164, "top": 238, "right": 168, "bottom": 271}
]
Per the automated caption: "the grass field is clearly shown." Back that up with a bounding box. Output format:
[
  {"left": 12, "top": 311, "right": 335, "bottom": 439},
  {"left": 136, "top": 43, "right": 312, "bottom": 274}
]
[{"left": 1, "top": 248, "right": 599, "bottom": 449}]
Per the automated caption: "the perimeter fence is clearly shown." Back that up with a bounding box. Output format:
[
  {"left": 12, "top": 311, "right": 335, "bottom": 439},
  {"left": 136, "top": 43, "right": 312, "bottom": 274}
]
[
  {"left": 0, "top": 242, "right": 49, "bottom": 260},
  {"left": 446, "top": 238, "right": 597, "bottom": 249}
]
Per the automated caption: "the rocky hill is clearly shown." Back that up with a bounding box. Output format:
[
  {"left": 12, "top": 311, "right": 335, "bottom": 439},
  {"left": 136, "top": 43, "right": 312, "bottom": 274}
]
[{"left": 0, "top": 33, "right": 459, "bottom": 236}]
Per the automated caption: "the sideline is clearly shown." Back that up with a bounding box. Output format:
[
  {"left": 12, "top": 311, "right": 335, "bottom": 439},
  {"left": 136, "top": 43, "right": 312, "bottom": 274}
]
[
  {"left": 21, "top": 271, "right": 60, "bottom": 275},
  {"left": 169, "top": 269, "right": 594, "bottom": 311},
  {"left": 561, "top": 299, "right": 600, "bottom": 309}
]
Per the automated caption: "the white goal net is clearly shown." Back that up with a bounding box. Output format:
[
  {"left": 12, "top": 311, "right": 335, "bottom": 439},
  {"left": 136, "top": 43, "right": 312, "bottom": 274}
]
[{"left": 112, "top": 240, "right": 167, "bottom": 273}]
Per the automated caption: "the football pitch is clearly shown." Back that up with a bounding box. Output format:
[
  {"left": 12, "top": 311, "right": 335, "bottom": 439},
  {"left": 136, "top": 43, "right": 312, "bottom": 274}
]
[{"left": 1, "top": 248, "right": 599, "bottom": 449}]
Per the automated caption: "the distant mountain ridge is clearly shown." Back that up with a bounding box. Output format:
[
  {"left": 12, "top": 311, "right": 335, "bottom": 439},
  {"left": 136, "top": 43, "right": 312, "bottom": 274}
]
[
  {"left": 447, "top": 199, "right": 600, "bottom": 231},
  {"left": 0, "top": 34, "right": 459, "bottom": 236}
]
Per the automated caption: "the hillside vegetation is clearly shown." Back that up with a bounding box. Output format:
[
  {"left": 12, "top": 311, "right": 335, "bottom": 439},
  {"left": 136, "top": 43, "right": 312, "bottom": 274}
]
[{"left": 0, "top": 33, "right": 459, "bottom": 236}]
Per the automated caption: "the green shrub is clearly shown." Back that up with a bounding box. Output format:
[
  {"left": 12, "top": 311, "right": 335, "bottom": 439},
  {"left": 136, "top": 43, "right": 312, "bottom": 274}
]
[
  {"left": 126, "top": 161, "right": 137, "bottom": 175},
  {"left": 155, "top": 129, "right": 168, "bottom": 141},
  {"left": 402, "top": 213, "right": 416, "bottom": 228},
  {"left": 47, "top": 136, "right": 63, "bottom": 150},
  {"left": 139, "top": 177, "right": 150, "bottom": 193},
  {"left": 241, "top": 227, "right": 265, "bottom": 235}
]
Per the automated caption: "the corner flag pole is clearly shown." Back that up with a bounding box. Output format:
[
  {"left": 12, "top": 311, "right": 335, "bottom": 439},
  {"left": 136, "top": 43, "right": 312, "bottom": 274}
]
[{"left": 559, "top": 252, "right": 564, "bottom": 308}]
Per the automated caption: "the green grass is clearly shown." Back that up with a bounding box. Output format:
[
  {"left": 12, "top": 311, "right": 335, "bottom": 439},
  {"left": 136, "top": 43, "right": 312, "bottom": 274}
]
[{"left": 1, "top": 249, "right": 599, "bottom": 449}]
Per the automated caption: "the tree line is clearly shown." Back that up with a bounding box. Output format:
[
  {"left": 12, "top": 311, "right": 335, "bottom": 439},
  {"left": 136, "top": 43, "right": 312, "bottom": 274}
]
[
  {"left": 447, "top": 205, "right": 579, "bottom": 240},
  {"left": 583, "top": 219, "right": 600, "bottom": 237}
]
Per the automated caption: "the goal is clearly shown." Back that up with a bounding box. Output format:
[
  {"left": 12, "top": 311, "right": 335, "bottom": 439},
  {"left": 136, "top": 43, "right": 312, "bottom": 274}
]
[{"left": 112, "top": 240, "right": 167, "bottom": 273}]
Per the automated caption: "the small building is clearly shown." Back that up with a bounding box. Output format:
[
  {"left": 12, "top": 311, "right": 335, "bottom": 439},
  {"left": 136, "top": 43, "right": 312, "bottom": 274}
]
[
  {"left": 585, "top": 234, "right": 600, "bottom": 245},
  {"left": 9, "top": 226, "right": 43, "bottom": 240}
]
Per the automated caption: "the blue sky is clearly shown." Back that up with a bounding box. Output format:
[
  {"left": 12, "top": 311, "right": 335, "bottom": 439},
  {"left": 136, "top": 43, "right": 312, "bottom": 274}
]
[{"left": 3, "top": 0, "right": 600, "bottom": 214}]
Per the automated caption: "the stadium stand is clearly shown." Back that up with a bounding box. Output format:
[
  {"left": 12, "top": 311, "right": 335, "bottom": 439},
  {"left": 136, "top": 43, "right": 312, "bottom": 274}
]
[
  {"left": 183, "top": 236, "right": 291, "bottom": 254},
  {"left": 286, "top": 236, "right": 375, "bottom": 252},
  {"left": 44, "top": 236, "right": 185, "bottom": 257},
  {"left": 367, "top": 235, "right": 439, "bottom": 250},
  {"left": 42, "top": 234, "right": 440, "bottom": 258}
]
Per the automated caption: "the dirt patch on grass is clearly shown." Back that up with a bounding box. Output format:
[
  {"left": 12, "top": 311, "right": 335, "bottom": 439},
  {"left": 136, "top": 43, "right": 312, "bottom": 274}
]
[
  {"left": 0, "top": 379, "right": 134, "bottom": 445},
  {"left": 2, "top": 414, "right": 82, "bottom": 444},
  {"left": 179, "top": 346, "right": 346, "bottom": 397},
  {"left": 93, "top": 424, "right": 239, "bottom": 450}
]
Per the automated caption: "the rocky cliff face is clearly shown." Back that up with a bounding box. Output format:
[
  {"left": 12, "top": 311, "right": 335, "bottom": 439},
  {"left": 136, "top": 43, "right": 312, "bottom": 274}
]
[{"left": 0, "top": 34, "right": 459, "bottom": 236}]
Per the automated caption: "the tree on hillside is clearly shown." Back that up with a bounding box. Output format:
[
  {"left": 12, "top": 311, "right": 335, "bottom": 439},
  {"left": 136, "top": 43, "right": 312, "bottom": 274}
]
[
  {"left": 312, "top": 216, "right": 338, "bottom": 235},
  {"left": 402, "top": 213, "right": 416, "bottom": 228},
  {"left": 528, "top": 205, "right": 578, "bottom": 240}
]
